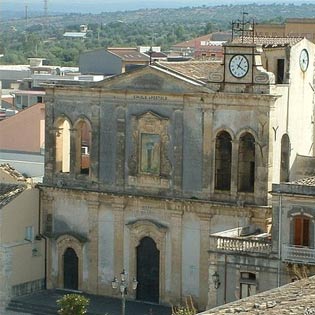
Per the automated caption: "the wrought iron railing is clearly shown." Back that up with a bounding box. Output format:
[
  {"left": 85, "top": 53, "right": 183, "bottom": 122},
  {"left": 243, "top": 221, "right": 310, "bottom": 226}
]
[{"left": 210, "top": 235, "right": 272, "bottom": 254}]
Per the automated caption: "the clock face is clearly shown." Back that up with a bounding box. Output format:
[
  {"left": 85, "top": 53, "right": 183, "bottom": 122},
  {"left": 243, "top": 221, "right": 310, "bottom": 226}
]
[
  {"left": 300, "top": 49, "right": 309, "bottom": 72},
  {"left": 229, "top": 55, "right": 249, "bottom": 78}
]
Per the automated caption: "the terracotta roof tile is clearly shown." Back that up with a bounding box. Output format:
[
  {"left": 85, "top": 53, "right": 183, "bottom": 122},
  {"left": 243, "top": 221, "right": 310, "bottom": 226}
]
[
  {"left": 0, "top": 183, "right": 26, "bottom": 208},
  {"left": 199, "top": 276, "right": 315, "bottom": 315},
  {"left": 233, "top": 36, "right": 304, "bottom": 47},
  {"left": 0, "top": 164, "right": 26, "bottom": 182},
  {"left": 108, "top": 48, "right": 150, "bottom": 62},
  {"left": 156, "top": 60, "right": 221, "bottom": 81}
]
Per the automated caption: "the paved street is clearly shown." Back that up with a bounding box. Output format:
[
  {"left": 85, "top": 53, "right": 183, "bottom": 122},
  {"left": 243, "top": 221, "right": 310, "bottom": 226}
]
[
  {"left": 6, "top": 312, "right": 30, "bottom": 315},
  {"left": 6, "top": 289, "right": 172, "bottom": 315}
]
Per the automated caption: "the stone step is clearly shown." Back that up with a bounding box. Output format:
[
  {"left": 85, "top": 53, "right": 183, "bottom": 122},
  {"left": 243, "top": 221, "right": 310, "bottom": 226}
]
[{"left": 6, "top": 300, "right": 57, "bottom": 315}]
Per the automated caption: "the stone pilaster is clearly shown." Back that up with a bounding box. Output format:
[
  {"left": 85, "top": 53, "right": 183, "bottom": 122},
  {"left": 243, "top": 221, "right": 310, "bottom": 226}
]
[
  {"left": 199, "top": 214, "right": 211, "bottom": 310},
  {"left": 69, "top": 128, "right": 77, "bottom": 175},
  {"left": 173, "top": 110, "right": 183, "bottom": 194},
  {"left": 87, "top": 198, "right": 100, "bottom": 293},
  {"left": 113, "top": 204, "right": 125, "bottom": 277},
  {"left": 41, "top": 192, "right": 54, "bottom": 289},
  {"left": 170, "top": 210, "right": 183, "bottom": 303},
  {"left": 230, "top": 139, "right": 239, "bottom": 197},
  {"left": 202, "top": 110, "right": 213, "bottom": 196},
  {"left": 43, "top": 101, "right": 55, "bottom": 183},
  {"left": 116, "top": 117, "right": 126, "bottom": 188},
  {"left": 207, "top": 253, "right": 219, "bottom": 309}
]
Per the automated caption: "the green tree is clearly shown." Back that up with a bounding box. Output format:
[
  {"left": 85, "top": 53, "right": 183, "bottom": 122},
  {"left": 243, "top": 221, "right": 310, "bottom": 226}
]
[
  {"left": 203, "top": 22, "right": 213, "bottom": 35},
  {"left": 57, "top": 294, "right": 90, "bottom": 315}
]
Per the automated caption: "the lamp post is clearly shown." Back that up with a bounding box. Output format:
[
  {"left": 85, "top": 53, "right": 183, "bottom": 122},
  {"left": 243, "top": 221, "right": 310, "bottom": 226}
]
[
  {"left": 212, "top": 271, "right": 221, "bottom": 289},
  {"left": 112, "top": 269, "right": 138, "bottom": 315}
]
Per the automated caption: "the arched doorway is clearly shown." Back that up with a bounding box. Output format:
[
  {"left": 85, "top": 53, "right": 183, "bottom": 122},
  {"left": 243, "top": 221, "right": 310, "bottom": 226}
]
[
  {"left": 63, "top": 247, "right": 78, "bottom": 290},
  {"left": 136, "top": 237, "right": 160, "bottom": 303}
]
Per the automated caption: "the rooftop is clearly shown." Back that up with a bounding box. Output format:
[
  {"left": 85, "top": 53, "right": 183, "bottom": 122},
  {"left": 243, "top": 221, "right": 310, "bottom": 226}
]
[
  {"left": 199, "top": 276, "right": 315, "bottom": 315},
  {"left": 233, "top": 36, "right": 304, "bottom": 47},
  {"left": 0, "top": 163, "right": 26, "bottom": 182},
  {"left": 0, "top": 183, "right": 26, "bottom": 208},
  {"left": 63, "top": 32, "right": 87, "bottom": 38},
  {"left": 156, "top": 60, "right": 221, "bottom": 81},
  {"left": 108, "top": 48, "right": 150, "bottom": 62}
]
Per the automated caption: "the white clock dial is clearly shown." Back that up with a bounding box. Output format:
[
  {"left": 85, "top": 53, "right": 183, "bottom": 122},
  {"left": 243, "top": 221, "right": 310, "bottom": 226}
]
[
  {"left": 229, "top": 55, "right": 249, "bottom": 78},
  {"left": 300, "top": 49, "right": 309, "bottom": 72}
]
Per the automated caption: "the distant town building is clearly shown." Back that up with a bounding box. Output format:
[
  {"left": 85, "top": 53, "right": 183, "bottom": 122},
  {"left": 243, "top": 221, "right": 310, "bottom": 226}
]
[
  {"left": 0, "top": 103, "right": 45, "bottom": 180},
  {"left": 170, "top": 31, "right": 231, "bottom": 60},
  {"left": 79, "top": 47, "right": 150, "bottom": 75},
  {"left": 256, "top": 18, "right": 315, "bottom": 42},
  {"left": 63, "top": 24, "right": 88, "bottom": 39}
]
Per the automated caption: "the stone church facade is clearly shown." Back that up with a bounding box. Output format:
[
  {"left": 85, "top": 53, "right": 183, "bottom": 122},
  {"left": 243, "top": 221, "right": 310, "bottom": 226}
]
[{"left": 40, "top": 37, "right": 315, "bottom": 310}]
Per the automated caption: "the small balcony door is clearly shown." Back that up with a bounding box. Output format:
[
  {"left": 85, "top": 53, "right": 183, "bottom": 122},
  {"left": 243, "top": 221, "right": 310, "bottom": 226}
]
[{"left": 294, "top": 216, "right": 310, "bottom": 247}]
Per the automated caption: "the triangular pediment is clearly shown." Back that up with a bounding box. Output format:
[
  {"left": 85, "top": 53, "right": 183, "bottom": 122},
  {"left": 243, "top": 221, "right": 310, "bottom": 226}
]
[
  {"left": 136, "top": 111, "right": 167, "bottom": 121},
  {"left": 93, "top": 65, "right": 214, "bottom": 94}
]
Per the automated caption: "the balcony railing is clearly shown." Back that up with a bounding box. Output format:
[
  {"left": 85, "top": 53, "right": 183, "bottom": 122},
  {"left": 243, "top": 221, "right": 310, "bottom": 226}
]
[
  {"left": 210, "top": 235, "right": 272, "bottom": 255},
  {"left": 282, "top": 244, "right": 315, "bottom": 265}
]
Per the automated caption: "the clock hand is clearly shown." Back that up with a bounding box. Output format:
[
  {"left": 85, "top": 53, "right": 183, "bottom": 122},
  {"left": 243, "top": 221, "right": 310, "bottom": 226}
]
[{"left": 238, "top": 65, "right": 246, "bottom": 72}]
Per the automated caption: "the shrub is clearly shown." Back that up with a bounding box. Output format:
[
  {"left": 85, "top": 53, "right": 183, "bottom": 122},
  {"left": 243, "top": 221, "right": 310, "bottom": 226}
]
[
  {"left": 57, "top": 294, "right": 90, "bottom": 315},
  {"left": 172, "top": 296, "right": 196, "bottom": 315}
]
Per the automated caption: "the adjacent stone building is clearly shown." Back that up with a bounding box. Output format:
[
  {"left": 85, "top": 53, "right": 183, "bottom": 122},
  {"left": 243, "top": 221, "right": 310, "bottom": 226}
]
[
  {"left": 256, "top": 18, "right": 315, "bottom": 43},
  {"left": 0, "top": 164, "right": 45, "bottom": 311},
  {"left": 40, "top": 35, "right": 315, "bottom": 310},
  {"left": 205, "top": 36, "right": 315, "bottom": 309}
]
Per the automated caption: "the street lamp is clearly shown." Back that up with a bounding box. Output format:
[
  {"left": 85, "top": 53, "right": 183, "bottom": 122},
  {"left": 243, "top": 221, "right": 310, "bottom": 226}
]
[
  {"left": 212, "top": 271, "right": 221, "bottom": 289},
  {"left": 112, "top": 269, "right": 138, "bottom": 315}
]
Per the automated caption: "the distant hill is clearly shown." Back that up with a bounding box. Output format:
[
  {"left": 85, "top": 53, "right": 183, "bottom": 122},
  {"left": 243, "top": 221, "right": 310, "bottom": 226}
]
[
  {"left": 2, "top": 0, "right": 315, "bottom": 15},
  {"left": 2, "top": 2, "right": 315, "bottom": 67}
]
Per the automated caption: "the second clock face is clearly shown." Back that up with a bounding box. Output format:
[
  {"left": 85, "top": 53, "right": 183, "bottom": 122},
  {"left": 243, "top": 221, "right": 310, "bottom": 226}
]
[
  {"left": 299, "top": 49, "right": 309, "bottom": 72},
  {"left": 229, "top": 55, "right": 249, "bottom": 78}
]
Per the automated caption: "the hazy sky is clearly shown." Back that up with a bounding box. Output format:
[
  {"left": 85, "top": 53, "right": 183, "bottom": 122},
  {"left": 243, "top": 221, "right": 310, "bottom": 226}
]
[{"left": 2, "top": 0, "right": 314, "bottom": 13}]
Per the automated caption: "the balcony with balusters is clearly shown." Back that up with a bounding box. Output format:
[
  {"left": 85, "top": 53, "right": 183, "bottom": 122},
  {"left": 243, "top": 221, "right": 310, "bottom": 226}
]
[
  {"left": 282, "top": 244, "right": 315, "bottom": 265},
  {"left": 209, "top": 226, "right": 272, "bottom": 256}
]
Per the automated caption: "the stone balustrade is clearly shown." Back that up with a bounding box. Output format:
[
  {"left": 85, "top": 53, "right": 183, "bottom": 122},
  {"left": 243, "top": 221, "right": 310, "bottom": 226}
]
[
  {"left": 210, "top": 235, "right": 272, "bottom": 254},
  {"left": 282, "top": 244, "right": 315, "bottom": 265}
]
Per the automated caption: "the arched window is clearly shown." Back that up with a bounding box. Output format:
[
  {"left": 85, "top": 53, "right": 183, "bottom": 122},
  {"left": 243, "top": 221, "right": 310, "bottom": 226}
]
[
  {"left": 280, "top": 134, "right": 290, "bottom": 182},
  {"left": 55, "top": 118, "right": 71, "bottom": 173},
  {"left": 74, "top": 119, "right": 92, "bottom": 175},
  {"left": 215, "top": 131, "right": 232, "bottom": 190},
  {"left": 294, "top": 215, "right": 310, "bottom": 247},
  {"left": 238, "top": 133, "right": 255, "bottom": 192}
]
